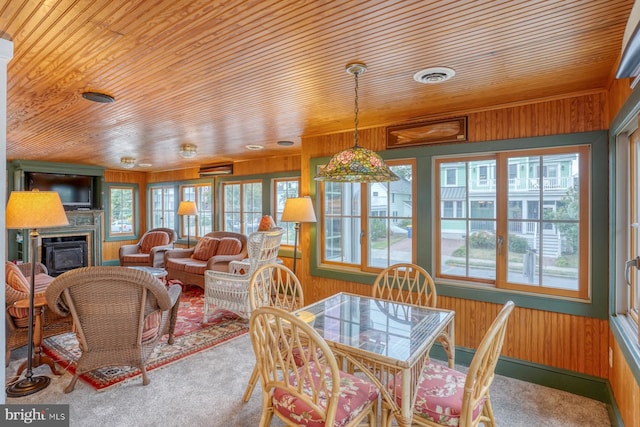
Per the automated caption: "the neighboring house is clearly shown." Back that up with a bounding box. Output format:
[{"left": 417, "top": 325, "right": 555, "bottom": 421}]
[{"left": 440, "top": 153, "right": 578, "bottom": 257}]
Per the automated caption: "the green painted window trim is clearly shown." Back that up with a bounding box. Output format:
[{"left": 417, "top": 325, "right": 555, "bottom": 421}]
[
  {"left": 310, "top": 130, "right": 609, "bottom": 319},
  {"left": 105, "top": 183, "right": 140, "bottom": 242}
]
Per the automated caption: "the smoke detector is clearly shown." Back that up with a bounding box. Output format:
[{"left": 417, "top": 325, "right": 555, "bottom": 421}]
[{"left": 413, "top": 67, "right": 456, "bottom": 84}]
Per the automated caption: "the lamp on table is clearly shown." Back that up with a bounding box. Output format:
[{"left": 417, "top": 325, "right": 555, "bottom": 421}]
[
  {"left": 5, "top": 189, "right": 69, "bottom": 397},
  {"left": 281, "top": 197, "right": 317, "bottom": 275},
  {"left": 177, "top": 201, "right": 198, "bottom": 248}
]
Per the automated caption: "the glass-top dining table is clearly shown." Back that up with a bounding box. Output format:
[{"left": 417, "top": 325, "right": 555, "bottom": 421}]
[{"left": 294, "top": 292, "right": 455, "bottom": 427}]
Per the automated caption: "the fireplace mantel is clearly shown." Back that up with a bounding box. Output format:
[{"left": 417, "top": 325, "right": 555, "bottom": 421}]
[{"left": 19, "top": 210, "right": 104, "bottom": 267}]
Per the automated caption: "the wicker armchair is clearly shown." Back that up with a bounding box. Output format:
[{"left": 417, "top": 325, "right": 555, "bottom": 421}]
[
  {"left": 243, "top": 263, "right": 304, "bottom": 402},
  {"left": 249, "top": 306, "right": 379, "bottom": 427},
  {"left": 382, "top": 301, "right": 514, "bottom": 427},
  {"left": 5, "top": 261, "right": 73, "bottom": 365},
  {"left": 119, "top": 227, "right": 177, "bottom": 268},
  {"left": 203, "top": 228, "right": 284, "bottom": 320},
  {"left": 45, "top": 266, "right": 182, "bottom": 393}
]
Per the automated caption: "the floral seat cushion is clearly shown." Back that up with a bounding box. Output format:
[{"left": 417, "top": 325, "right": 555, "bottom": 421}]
[
  {"left": 390, "top": 361, "right": 485, "bottom": 426},
  {"left": 273, "top": 363, "right": 378, "bottom": 427}
]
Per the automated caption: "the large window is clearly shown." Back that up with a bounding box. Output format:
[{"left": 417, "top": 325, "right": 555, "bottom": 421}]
[
  {"left": 181, "top": 184, "right": 213, "bottom": 239},
  {"left": 150, "top": 185, "right": 175, "bottom": 230},
  {"left": 222, "top": 180, "right": 263, "bottom": 234},
  {"left": 274, "top": 178, "right": 300, "bottom": 246},
  {"left": 435, "top": 146, "right": 589, "bottom": 299},
  {"left": 319, "top": 160, "right": 415, "bottom": 272},
  {"left": 108, "top": 185, "right": 136, "bottom": 238}
]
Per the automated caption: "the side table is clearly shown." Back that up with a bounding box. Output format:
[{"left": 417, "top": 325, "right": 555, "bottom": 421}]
[
  {"left": 127, "top": 266, "right": 168, "bottom": 283},
  {"left": 14, "top": 295, "right": 61, "bottom": 376}
]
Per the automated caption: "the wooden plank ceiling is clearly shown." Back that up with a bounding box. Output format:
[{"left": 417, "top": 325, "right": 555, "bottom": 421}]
[{"left": 0, "top": 0, "right": 634, "bottom": 171}]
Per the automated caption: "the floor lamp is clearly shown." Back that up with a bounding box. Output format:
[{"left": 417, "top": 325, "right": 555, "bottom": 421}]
[
  {"left": 177, "top": 201, "right": 198, "bottom": 248},
  {"left": 281, "top": 197, "right": 317, "bottom": 275},
  {"left": 5, "top": 190, "right": 69, "bottom": 397}
]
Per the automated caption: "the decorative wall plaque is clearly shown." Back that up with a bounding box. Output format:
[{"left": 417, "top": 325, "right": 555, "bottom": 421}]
[{"left": 386, "top": 116, "right": 467, "bottom": 148}]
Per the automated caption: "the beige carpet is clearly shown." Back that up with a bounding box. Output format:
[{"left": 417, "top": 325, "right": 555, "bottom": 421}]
[{"left": 6, "top": 333, "right": 611, "bottom": 426}]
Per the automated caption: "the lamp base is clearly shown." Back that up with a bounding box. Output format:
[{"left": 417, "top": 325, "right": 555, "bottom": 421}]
[{"left": 6, "top": 375, "right": 51, "bottom": 397}]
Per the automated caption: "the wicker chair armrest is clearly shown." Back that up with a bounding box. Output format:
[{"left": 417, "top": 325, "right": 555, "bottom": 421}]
[
  {"left": 166, "top": 283, "right": 182, "bottom": 306},
  {"left": 165, "top": 248, "right": 195, "bottom": 259},
  {"left": 149, "top": 245, "right": 173, "bottom": 256},
  {"left": 5, "top": 283, "right": 29, "bottom": 307},
  {"left": 119, "top": 244, "right": 142, "bottom": 257},
  {"left": 205, "top": 269, "right": 250, "bottom": 282},
  {"left": 17, "top": 262, "right": 48, "bottom": 277},
  {"left": 207, "top": 252, "right": 247, "bottom": 267}
]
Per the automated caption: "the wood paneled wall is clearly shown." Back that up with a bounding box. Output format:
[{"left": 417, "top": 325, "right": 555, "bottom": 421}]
[
  {"left": 298, "top": 92, "right": 610, "bottom": 379},
  {"left": 610, "top": 330, "right": 640, "bottom": 426}
]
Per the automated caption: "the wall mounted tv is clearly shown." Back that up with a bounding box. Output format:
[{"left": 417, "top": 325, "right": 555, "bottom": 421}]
[{"left": 26, "top": 172, "right": 95, "bottom": 210}]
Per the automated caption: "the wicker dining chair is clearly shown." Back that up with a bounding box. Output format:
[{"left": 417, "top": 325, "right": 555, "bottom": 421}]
[
  {"left": 249, "top": 306, "right": 379, "bottom": 427},
  {"left": 382, "top": 301, "right": 515, "bottom": 427},
  {"left": 203, "top": 227, "right": 284, "bottom": 321},
  {"left": 242, "top": 263, "right": 304, "bottom": 402},
  {"left": 372, "top": 263, "right": 455, "bottom": 368},
  {"left": 45, "top": 266, "right": 182, "bottom": 393}
]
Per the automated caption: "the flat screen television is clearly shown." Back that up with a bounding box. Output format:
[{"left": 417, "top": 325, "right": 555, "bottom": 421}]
[{"left": 26, "top": 172, "right": 94, "bottom": 210}]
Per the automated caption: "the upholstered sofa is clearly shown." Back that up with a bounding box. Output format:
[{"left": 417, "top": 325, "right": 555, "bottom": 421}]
[
  {"left": 164, "top": 231, "right": 247, "bottom": 288},
  {"left": 119, "top": 227, "right": 177, "bottom": 268}
]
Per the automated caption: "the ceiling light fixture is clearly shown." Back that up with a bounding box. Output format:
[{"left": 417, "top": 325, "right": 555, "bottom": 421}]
[
  {"left": 315, "top": 63, "right": 400, "bottom": 183},
  {"left": 245, "top": 144, "right": 264, "bottom": 151},
  {"left": 120, "top": 157, "right": 135, "bottom": 169},
  {"left": 179, "top": 144, "right": 197, "bottom": 158},
  {"left": 277, "top": 140, "right": 294, "bottom": 146},
  {"left": 81, "top": 91, "right": 115, "bottom": 103},
  {"left": 413, "top": 67, "right": 456, "bottom": 84}
]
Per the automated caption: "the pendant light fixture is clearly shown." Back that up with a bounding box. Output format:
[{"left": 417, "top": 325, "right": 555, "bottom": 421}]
[{"left": 315, "top": 63, "right": 400, "bottom": 183}]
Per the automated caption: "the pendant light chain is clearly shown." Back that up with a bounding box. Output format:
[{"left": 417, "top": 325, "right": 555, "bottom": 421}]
[{"left": 353, "top": 69, "right": 360, "bottom": 147}]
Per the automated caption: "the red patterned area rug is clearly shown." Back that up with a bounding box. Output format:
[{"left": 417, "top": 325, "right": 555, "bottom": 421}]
[{"left": 41, "top": 284, "right": 248, "bottom": 391}]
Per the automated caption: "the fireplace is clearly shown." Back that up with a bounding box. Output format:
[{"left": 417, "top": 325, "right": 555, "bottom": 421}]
[{"left": 41, "top": 236, "right": 89, "bottom": 276}]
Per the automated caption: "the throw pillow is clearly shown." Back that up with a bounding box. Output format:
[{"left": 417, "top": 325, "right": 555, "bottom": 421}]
[
  {"left": 216, "top": 237, "right": 242, "bottom": 256},
  {"left": 140, "top": 231, "right": 170, "bottom": 254},
  {"left": 193, "top": 237, "right": 220, "bottom": 261},
  {"left": 5, "top": 261, "right": 30, "bottom": 294}
]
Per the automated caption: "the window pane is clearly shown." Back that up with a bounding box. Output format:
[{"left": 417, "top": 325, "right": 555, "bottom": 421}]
[
  {"left": 196, "top": 185, "right": 213, "bottom": 236},
  {"left": 322, "top": 181, "right": 361, "bottom": 265},
  {"left": 223, "top": 181, "right": 262, "bottom": 234},
  {"left": 366, "top": 164, "right": 413, "bottom": 268},
  {"left": 274, "top": 178, "right": 300, "bottom": 246},
  {"left": 507, "top": 153, "right": 580, "bottom": 291},
  {"left": 110, "top": 187, "right": 134, "bottom": 235},
  {"left": 223, "top": 183, "right": 241, "bottom": 232},
  {"left": 150, "top": 186, "right": 174, "bottom": 229}
]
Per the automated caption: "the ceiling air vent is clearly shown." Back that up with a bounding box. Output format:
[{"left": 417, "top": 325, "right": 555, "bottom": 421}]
[
  {"left": 199, "top": 163, "right": 234, "bottom": 176},
  {"left": 413, "top": 67, "right": 456, "bottom": 84}
]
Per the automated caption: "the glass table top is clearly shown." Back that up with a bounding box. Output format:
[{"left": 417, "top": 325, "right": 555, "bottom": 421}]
[{"left": 295, "top": 292, "right": 454, "bottom": 366}]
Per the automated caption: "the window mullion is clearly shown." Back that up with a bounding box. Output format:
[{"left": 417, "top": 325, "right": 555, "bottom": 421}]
[{"left": 495, "top": 153, "right": 508, "bottom": 289}]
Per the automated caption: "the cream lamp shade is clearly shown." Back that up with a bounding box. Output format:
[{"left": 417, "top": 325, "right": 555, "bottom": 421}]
[
  {"left": 281, "top": 197, "right": 317, "bottom": 223},
  {"left": 6, "top": 190, "right": 69, "bottom": 229},
  {"left": 177, "top": 200, "right": 198, "bottom": 216},
  {"left": 281, "top": 197, "right": 316, "bottom": 275}
]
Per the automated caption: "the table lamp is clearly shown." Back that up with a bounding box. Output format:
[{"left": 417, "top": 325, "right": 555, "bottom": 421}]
[
  {"left": 177, "top": 201, "right": 198, "bottom": 248},
  {"left": 5, "top": 189, "right": 69, "bottom": 397},
  {"left": 281, "top": 197, "right": 316, "bottom": 274}
]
